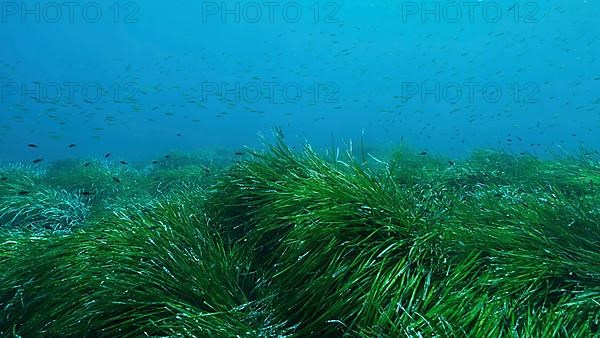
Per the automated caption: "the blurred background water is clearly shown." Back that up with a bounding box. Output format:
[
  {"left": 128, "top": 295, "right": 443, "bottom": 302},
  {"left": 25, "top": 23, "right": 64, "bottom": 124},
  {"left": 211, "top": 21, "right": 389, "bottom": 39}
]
[{"left": 0, "top": 0, "right": 598, "bottom": 162}]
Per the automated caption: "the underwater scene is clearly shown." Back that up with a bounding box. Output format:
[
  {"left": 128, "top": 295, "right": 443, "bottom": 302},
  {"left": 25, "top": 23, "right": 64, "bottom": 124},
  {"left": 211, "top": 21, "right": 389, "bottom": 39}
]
[{"left": 1, "top": 1, "right": 599, "bottom": 337}]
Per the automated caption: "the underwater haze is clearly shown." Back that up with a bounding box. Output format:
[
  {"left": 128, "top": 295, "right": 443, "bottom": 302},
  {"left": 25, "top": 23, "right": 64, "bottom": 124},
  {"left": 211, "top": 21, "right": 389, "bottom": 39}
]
[
  {"left": 0, "top": 1, "right": 598, "bottom": 161},
  {"left": 1, "top": 1, "right": 600, "bottom": 337}
]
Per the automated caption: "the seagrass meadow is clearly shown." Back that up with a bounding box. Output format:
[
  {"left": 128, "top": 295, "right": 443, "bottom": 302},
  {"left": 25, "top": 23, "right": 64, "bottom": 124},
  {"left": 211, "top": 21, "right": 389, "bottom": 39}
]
[{"left": 1, "top": 137, "right": 599, "bottom": 337}]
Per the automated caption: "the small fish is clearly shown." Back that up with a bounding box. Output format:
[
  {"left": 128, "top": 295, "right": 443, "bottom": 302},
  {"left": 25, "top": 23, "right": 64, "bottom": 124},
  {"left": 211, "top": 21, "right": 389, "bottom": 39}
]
[
  {"left": 234, "top": 151, "right": 244, "bottom": 156},
  {"left": 164, "top": 155, "right": 171, "bottom": 159},
  {"left": 112, "top": 177, "right": 121, "bottom": 184},
  {"left": 68, "top": 144, "right": 77, "bottom": 148},
  {"left": 27, "top": 144, "right": 39, "bottom": 148},
  {"left": 152, "top": 161, "right": 159, "bottom": 164},
  {"left": 419, "top": 152, "right": 428, "bottom": 156},
  {"left": 81, "top": 191, "right": 94, "bottom": 196},
  {"left": 176, "top": 133, "right": 182, "bottom": 137},
  {"left": 105, "top": 153, "right": 111, "bottom": 158},
  {"left": 119, "top": 160, "right": 128, "bottom": 165},
  {"left": 448, "top": 160, "right": 455, "bottom": 166},
  {"left": 0, "top": 177, "right": 8, "bottom": 181},
  {"left": 17, "top": 191, "right": 30, "bottom": 195},
  {"left": 84, "top": 162, "right": 92, "bottom": 167},
  {"left": 152, "top": 106, "right": 159, "bottom": 110},
  {"left": 33, "top": 158, "right": 44, "bottom": 164}
]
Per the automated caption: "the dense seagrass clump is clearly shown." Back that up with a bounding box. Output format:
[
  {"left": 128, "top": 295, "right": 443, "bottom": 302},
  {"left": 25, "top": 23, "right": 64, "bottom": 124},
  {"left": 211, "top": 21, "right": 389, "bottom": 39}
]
[
  {"left": 0, "top": 166, "right": 89, "bottom": 234},
  {"left": 0, "top": 191, "right": 290, "bottom": 337},
  {"left": 208, "top": 138, "right": 600, "bottom": 336},
  {"left": 0, "top": 141, "right": 599, "bottom": 337}
]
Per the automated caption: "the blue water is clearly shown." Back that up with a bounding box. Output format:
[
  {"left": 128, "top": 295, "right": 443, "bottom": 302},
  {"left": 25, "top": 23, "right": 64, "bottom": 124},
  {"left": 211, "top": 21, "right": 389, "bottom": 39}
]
[{"left": 1, "top": 1, "right": 598, "bottom": 163}]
